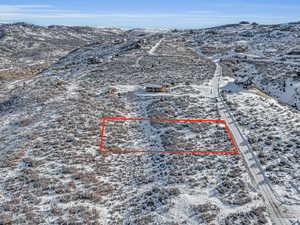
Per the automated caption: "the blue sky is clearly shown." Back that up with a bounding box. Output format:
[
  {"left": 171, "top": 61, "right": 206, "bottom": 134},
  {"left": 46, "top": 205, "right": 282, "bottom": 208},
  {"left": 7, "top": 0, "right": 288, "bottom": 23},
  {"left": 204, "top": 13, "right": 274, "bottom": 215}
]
[{"left": 0, "top": 0, "right": 299, "bottom": 28}]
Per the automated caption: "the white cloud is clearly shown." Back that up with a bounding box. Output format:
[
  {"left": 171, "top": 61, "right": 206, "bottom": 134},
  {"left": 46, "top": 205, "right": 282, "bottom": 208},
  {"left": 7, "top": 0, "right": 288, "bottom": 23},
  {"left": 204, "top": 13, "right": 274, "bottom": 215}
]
[
  {"left": 214, "top": 2, "right": 299, "bottom": 10},
  {"left": 0, "top": 4, "right": 296, "bottom": 28},
  {"left": 0, "top": 4, "right": 53, "bottom": 19},
  {"left": 13, "top": 5, "right": 52, "bottom": 8},
  {"left": 187, "top": 10, "right": 217, "bottom": 15},
  {"left": 0, "top": 5, "right": 51, "bottom": 12},
  {"left": 0, "top": 5, "right": 189, "bottom": 19},
  {"left": 0, "top": 5, "right": 215, "bottom": 20}
]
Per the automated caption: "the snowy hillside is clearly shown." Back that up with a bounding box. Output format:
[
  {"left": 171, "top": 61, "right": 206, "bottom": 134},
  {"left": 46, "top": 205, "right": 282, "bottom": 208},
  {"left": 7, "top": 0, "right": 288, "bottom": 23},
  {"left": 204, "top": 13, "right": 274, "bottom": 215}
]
[
  {"left": 0, "top": 22, "right": 125, "bottom": 86},
  {"left": 190, "top": 22, "right": 300, "bottom": 109},
  {"left": 1, "top": 22, "right": 300, "bottom": 225}
]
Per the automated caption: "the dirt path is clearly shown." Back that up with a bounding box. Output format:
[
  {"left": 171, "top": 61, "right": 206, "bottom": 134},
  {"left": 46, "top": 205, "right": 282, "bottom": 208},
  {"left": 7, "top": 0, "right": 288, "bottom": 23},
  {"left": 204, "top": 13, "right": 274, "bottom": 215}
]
[
  {"left": 149, "top": 38, "right": 164, "bottom": 55},
  {"left": 212, "top": 61, "right": 292, "bottom": 225}
]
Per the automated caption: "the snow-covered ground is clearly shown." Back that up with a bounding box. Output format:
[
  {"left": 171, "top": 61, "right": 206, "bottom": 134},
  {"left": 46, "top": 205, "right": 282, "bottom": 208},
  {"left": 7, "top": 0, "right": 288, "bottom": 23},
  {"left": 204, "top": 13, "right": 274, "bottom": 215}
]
[
  {"left": 1, "top": 22, "right": 300, "bottom": 225},
  {"left": 187, "top": 22, "right": 300, "bottom": 224},
  {"left": 0, "top": 33, "right": 272, "bottom": 225}
]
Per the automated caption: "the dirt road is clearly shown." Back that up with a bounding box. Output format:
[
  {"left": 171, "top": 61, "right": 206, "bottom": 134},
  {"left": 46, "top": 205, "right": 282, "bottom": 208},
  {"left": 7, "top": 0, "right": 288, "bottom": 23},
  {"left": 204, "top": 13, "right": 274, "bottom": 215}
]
[{"left": 212, "top": 61, "right": 292, "bottom": 225}]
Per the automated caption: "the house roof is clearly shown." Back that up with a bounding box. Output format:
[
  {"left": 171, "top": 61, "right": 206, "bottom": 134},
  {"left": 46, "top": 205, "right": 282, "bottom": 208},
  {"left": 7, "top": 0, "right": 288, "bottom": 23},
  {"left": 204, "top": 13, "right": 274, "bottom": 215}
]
[{"left": 144, "top": 83, "right": 163, "bottom": 88}]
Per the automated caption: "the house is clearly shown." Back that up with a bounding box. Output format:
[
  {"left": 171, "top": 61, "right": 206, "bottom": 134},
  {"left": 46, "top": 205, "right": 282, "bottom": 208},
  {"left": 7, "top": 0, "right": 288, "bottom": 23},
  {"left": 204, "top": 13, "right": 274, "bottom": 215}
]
[
  {"left": 107, "top": 88, "right": 118, "bottom": 96},
  {"left": 144, "top": 84, "right": 168, "bottom": 92}
]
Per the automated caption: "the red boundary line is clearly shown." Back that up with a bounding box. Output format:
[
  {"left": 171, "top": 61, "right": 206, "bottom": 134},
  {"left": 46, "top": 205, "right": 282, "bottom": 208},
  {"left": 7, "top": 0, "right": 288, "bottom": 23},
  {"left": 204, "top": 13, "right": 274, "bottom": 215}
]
[
  {"left": 99, "top": 118, "right": 106, "bottom": 151},
  {"left": 100, "top": 150, "right": 238, "bottom": 153},
  {"left": 224, "top": 121, "right": 239, "bottom": 152},
  {"left": 104, "top": 117, "right": 225, "bottom": 122},
  {"left": 99, "top": 117, "right": 239, "bottom": 153}
]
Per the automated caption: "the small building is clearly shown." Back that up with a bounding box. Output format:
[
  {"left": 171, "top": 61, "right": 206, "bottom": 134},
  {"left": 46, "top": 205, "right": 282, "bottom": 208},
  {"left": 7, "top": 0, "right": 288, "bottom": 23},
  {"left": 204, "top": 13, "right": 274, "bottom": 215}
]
[
  {"left": 107, "top": 88, "right": 118, "bottom": 96},
  {"left": 145, "top": 84, "right": 168, "bottom": 92}
]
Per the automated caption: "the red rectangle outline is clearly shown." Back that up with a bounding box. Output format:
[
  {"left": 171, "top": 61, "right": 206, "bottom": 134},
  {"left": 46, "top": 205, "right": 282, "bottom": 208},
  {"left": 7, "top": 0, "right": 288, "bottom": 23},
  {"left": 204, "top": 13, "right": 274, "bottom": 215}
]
[{"left": 99, "top": 118, "right": 239, "bottom": 153}]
